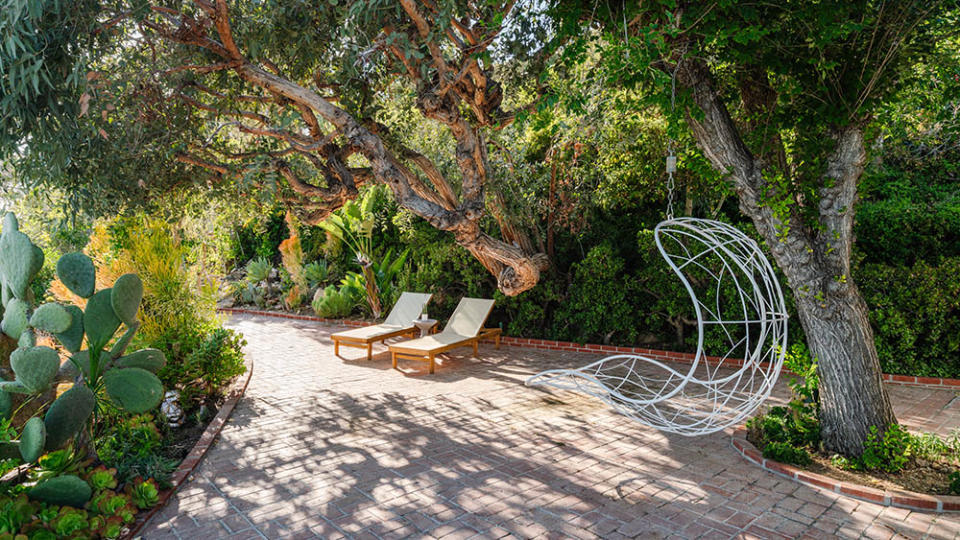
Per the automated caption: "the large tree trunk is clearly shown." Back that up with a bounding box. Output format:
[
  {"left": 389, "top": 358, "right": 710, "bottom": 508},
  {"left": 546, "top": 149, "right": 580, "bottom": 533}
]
[
  {"left": 674, "top": 58, "right": 896, "bottom": 456},
  {"left": 794, "top": 279, "right": 895, "bottom": 455}
]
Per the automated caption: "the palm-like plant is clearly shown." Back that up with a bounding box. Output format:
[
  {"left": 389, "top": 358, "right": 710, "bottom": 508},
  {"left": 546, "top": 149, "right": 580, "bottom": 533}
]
[{"left": 318, "top": 189, "right": 382, "bottom": 316}]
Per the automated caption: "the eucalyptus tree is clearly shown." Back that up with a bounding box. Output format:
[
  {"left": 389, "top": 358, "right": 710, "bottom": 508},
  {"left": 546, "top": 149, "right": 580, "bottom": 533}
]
[{"left": 556, "top": 0, "right": 960, "bottom": 455}]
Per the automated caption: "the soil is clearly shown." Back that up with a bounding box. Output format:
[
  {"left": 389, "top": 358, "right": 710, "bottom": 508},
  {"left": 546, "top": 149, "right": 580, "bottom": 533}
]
[
  {"left": 160, "top": 398, "right": 222, "bottom": 466},
  {"left": 804, "top": 453, "right": 958, "bottom": 495}
]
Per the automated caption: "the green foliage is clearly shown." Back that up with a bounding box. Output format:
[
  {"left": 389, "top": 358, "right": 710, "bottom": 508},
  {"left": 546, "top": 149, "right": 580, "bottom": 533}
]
[
  {"left": 229, "top": 208, "right": 289, "bottom": 267},
  {"left": 950, "top": 471, "right": 960, "bottom": 495},
  {"left": 860, "top": 424, "right": 913, "bottom": 473},
  {"left": 245, "top": 257, "right": 272, "bottom": 284},
  {"left": 857, "top": 257, "right": 960, "bottom": 377},
  {"left": 96, "top": 415, "right": 175, "bottom": 484},
  {"left": 127, "top": 479, "right": 159, "bottom": 510},
  {"left": 552, "top": 243, "right": 643, "bottom": 345},
  {"left": 312, "top": 285, "right": 358, "bottom": 319},
  {"left": 303, "top": 260, "right": 330, "bottom": 289},
  {"left": 174, "top": 328, "right": 247, "bottom": 406},
  {"left": 762, "top": 441, "right": 812, "bottom": 466},
  {"left": 783, "top": 343, "right": 819, "bottom": 415}
]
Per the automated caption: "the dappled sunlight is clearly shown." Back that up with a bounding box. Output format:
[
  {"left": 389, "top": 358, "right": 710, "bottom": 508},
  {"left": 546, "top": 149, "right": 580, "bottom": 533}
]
[{"left": 140, "top": 314, "right": 960, "bottom": 539}]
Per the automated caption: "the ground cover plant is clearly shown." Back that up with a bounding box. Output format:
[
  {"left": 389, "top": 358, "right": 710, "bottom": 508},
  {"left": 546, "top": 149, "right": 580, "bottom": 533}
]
[
  {"left": 0, "top": 211, "right": 247, "bottom": 538},
  {"left": 747, "top": 346, "right": 960, "bottom": 495}
]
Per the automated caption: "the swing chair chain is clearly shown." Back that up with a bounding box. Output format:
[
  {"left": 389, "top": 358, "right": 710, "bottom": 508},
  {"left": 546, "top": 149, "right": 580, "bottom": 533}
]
[{"left": 665, "top": 62, "right": 679, "bottom": 221}]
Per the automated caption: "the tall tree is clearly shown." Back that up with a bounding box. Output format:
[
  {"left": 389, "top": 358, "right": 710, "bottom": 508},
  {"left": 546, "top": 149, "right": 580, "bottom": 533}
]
[
  {"left": 3, "top": 1, "right": 553, "bottom": 295},
  {"left": 558, "top": 0, "right": 959, "bottom": 455}
]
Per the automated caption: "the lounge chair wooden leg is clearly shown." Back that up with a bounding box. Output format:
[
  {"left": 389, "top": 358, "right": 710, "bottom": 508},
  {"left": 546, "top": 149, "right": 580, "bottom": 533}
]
[
  {"left": 472, "top": 340, "right": 479, "bottom": 357},
  {"left": 334, "top": 340, "right": 339, "bottom": 356},
  {"left": 495, "top": 334, "right": 500, "bottom": 349},
  {"left": 392, "top": 352, "right": 398, "bottom": 369},
  {"left": 429, "top": 354, "right": 435, "bottom": 374},
  {"left": 367, "top": 343, "right": 373, "bottom": 361}
]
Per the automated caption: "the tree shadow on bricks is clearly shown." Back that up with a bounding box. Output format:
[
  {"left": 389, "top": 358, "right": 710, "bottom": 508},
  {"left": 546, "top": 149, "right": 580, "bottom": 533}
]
[{"left": 146, "top": 314, "right": 960, "bottom": 539}]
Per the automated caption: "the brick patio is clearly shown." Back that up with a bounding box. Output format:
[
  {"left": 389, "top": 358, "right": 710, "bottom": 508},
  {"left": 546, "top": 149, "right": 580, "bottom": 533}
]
[{"left": 142, "top": 314, "right": 960, "bottom": 539}]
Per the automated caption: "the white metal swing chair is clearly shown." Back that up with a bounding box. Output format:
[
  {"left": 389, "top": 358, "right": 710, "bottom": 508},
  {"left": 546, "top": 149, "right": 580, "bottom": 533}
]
[{"left": 526, "top": 217, "right": 789, "bottom": 436}]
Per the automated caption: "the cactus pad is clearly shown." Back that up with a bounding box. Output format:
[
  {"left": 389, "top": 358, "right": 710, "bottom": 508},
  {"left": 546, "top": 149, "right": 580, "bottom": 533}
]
[
  {"left": 17, "top": 329, "right": 35, "bottom": 348},
  {"left": 0, "top": 380, "right": 30, "bottom": 394},
  {"left": 28, "top": 475, "right": 92, "bottom": 508},
  {"left": 44, "top": 384, "right": 95, "bottom": 450},
  {"left": 1, "top": 298, "right": 28, "bottom": 339},
  {"left": 110, "top": 321, "right": 140, "bottom": 359},
  {"left": 84, "top": 289, "right": 121, "bottom": 348},
  {"left": 19, "top": 417, "right": 46, "bottom": 463},
  {"left": 0, "top": 227, "right": 44, "bottom": 300},
  {"left": 69, "top": 350, "right": 92, "bottom": 376},
  {"left": 0, "top": 390, "right": 10, "bottom": 420},
  {"left": 10, "top": 346, "right": 60, "bottom": 392},
  {"left": 30, "top": 303, "right": 72, "bottom": 334},
  {"left": 115, "top": 348, "right": 166, "bottom": 373},
  {"left": 111, "top": 274, "right": 143, "bottom": 325},
  {"left": 56, "top": 252, "right": 97, "bottom": 299},
  {"left": 54, "top": 305, "right": 85, "bottom": 353},
  {"left": 103, "top": 367, "right": 163, "bottom": 413},
  {"left": 2, "top": 213, "right": 18, "bottom": 232}
]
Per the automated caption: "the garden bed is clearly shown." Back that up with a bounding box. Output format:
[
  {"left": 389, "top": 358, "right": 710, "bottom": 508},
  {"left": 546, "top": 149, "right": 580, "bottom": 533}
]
[
  {"left": 734, "top": 430, "right": 960, "bottom": 512},
  {"left": 123, "top": 354, "right": 253, "bottom": 539}
]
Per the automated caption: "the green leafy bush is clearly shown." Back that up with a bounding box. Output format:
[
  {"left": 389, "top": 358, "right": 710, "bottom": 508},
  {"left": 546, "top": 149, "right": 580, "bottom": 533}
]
[
  {"left": 856, "top": 257, "right": 960, "bottom": 378},
  {"left": 860, "top": 424, "right": 912, "bottom": 473},
  {"left": 303, "top": 260, "right": 330, "bottom": 289},
  {"left": 552, "top": 243, "right": 644, "bottom": 345},
  {"left": 177, "top": 328, "right": 247, "bottom": 404},
  {"left": 762, "top": 441, "right": 812, "bottom": 466},
  {"left": 950, "top": 471, "right": 960, "bottom": 495},
  {"left": 312, "top": 285, "right": 358, "bottom": 318}
]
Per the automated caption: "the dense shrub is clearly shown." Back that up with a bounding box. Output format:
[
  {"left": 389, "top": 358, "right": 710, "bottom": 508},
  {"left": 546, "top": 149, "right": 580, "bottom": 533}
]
[
  {"left": 552, "top": 243, "right": 644, "bottom": 345},
  {"left": 856, "top": 257, "right": 960, "bottom": 377},
  {"left": 82, "top": 217, "right": 247, "bottom": 410}
]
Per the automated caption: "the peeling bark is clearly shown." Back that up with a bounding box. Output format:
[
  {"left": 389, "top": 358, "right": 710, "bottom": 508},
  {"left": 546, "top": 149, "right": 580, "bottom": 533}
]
[{"left": 144, "top": 0, "right": 548, "bottom": 296}]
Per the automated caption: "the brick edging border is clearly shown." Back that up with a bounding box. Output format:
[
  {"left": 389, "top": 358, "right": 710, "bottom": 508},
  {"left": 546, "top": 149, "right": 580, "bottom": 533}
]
[
  {"left": 121, "top": 354, "right": 255, "bottom": 539},
  {"left": 731, "top": 429, "right": 960, "bottom": 513},
  {"left": 217, "top": 307, "right": 960, "bottom": 389}
]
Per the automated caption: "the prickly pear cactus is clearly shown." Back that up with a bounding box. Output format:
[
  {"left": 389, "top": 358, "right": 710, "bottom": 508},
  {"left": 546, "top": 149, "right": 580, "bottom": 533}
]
[{"left": 0, "top": 212, "right": 166, "bottom": 463}]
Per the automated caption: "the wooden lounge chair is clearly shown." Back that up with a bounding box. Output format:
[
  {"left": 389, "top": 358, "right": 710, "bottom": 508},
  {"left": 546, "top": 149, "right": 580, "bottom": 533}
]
[
  {"left": 332, "top": 292, "right": 432, "bottom": 360},
  {"left": 389, "top": 297, "right": 500, "bottom": 374}
]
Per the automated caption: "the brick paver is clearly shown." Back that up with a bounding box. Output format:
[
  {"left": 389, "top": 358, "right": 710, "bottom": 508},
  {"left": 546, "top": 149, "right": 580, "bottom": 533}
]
[{"left": 142, "top": 315, "right": 960, "bottom": 539}]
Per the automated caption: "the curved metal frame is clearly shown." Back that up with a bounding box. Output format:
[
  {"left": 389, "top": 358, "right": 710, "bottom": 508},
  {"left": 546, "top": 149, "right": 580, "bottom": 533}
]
[{"left": 526, "top": 218, "right": 789, "bottom": 436}]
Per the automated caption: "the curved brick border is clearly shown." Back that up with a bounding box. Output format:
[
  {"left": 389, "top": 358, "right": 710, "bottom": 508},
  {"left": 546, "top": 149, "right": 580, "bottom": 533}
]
[
  {"left": 217, "top": 307, "right": 960, "bottom": 389},
  {"left": 120, "top": 354, "right": 254, "bottom": 539},
  {"left": 731, "top": 429, "right": 960, "bottom": 513}
]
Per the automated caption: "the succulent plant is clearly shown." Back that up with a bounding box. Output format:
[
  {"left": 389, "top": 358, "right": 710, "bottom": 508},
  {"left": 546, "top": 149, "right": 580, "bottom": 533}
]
[{"left": 0, "top": 212, "right": 166, "bottom": 465}]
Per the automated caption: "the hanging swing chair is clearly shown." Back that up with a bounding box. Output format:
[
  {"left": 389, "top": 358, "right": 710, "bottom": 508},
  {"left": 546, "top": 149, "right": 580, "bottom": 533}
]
[
  {"left": 526, "top": 74, "right": 789, "bottom": 435},
  {"left": 526, "top": 217, "right": 789, "bottom": 435}
]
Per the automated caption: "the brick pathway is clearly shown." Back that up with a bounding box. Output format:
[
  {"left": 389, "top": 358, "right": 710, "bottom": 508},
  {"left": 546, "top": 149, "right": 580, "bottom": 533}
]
[{"left": 143, "top": 314, "right": 960, "bottom": 539}]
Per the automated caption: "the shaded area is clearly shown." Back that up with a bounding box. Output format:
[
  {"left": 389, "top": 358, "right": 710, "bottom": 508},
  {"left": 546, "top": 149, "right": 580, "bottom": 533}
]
[{"left": 143, "top": 315, "right": 960, "bottom": 539}]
